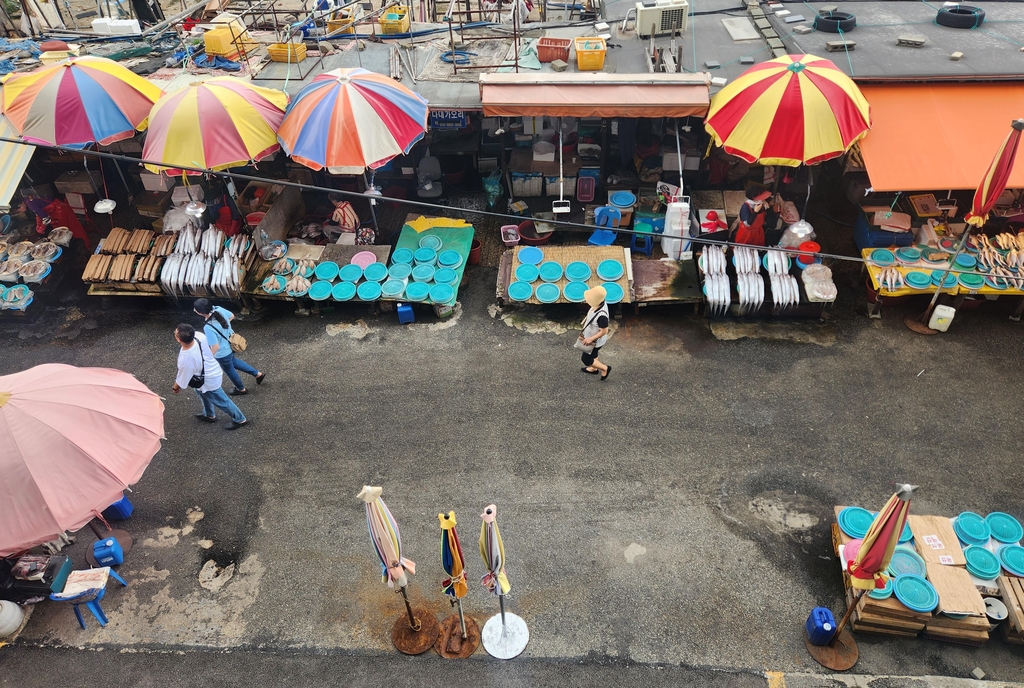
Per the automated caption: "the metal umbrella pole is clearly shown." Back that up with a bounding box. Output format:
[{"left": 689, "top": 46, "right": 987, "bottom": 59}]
[
  {"left": 479, "top": 503, "right": 529, "bottom": 659},
  {"left": 437, "top": 511, "right": 480, "bottom": 658}
]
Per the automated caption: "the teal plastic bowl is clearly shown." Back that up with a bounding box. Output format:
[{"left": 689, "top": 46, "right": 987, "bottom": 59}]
[
  {"left": 314, "top": 261, "right": 339, "bottom": 281},
  {"left": 429, "top": 283, "right": 454, "bottom": 304},
  {"left": 564, "top": 281, "right": 588, "bottom": 302},
  {"left": 332, "top": 281, "right": 356, "bottom": 301},
  {"left": 414, "top": 247, "right": 437, "bottom": 265},
  {"left": 339, "top": 264, "right": 363, "bottom": 282},
  {"left": 539, "top": 261, "right": 563, "bottom": 282},
  {"left": 392, "top": 248, "right": 414, "bottom": 265},
  {"left": 412, "top": 264, "right": 435, "bottom": 282},
  {"left": 381, "top": 279, "right": 406, "bottom": 298},
  {"left": 357, "top": 280, "right": 382, "bottom": 300},
  {"left": 434, "top": 267, "right": 458, "bottom": 285},
  {"left": 419, "top": 234, "right": 443, "bottom": 250},
  {"left": 308, "top": 280, "right": 333, "bottom": 301},
  {"left": 565, "top": 261, "right": 591, "bottom": 281},
  {"left": 437, "top": 249, "right": 462, "bottom": 268},
  {"left": 363, "top": 262, "right": 388, "bottom": 282},
  {"left": 535, "top": 283, "right": 560, "bottom": 303},
  {"left": 388, "top": 263, "right": 412, "bottom": 280},
  {"left": 405, "top": 281, "right": 429, "bottom": 301},
  {"left": 515, "top": 264, "right": 539, "bottom": 283}
]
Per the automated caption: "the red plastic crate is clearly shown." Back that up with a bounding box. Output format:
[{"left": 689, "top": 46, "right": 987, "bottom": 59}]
[{"left": 537, "top": 37, "right": 571, "bottom": 63}]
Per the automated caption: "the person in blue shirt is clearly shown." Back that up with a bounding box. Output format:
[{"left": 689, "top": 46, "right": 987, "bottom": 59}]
[{"left": 194, "top": 299, "right": 266, "bottom": 396}]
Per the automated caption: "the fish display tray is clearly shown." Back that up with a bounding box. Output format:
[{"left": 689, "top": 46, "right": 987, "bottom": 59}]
[{"left": 508, "top": 245, "right": 632, "bottom": 305}]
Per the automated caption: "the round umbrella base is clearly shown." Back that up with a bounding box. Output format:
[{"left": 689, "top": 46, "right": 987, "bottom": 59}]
[
  {"left": 85, "top": 529, "right": 134, "bottom": 567},
  {"left": 482, "top": 612, "right": 529, "bottom": 659},
  {"left": 391, "top": 608, "right": 439, "bottom": 655},
  {"left": 435, "top": 613, "right": 480, "bottom": 658},
  {"left": 805, "top": 627, "right": 858, "bottom": 671},
  {"left": 904, "top": 315, "right": 939, "bottom": 335}
]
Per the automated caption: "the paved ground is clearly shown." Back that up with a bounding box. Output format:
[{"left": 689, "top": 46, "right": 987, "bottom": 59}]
[{"left": 2, "top": 262, "right": 1024, "bottom": 685}]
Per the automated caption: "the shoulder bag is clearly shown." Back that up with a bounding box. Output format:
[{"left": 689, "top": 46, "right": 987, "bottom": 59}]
[
  {"left": 573, "top": 310, "right": 602, "bottom": 354},
  {"left": 208, "top": 317, "right": 247, "bottom": 353},
  {"left": 187, "top": 340, "right": 206, "bottom": 388}
]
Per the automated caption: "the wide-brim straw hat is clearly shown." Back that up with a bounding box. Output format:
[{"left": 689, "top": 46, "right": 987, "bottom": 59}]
[{"left": 584, "top": 285, "right": 606, "bottom": 308}]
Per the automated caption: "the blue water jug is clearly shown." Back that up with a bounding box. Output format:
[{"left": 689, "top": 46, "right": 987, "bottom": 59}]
[
  {"left": 93, "top": 538, "right": 124, "bottom": 567},
  {"left": 805, "top": 607, "right": 836, "bottom": 646}
]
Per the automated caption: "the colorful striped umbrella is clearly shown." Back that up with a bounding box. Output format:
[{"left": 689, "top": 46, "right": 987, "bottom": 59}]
[
  {"left": 277, "top": 68, "right": 428, "bottom": 175},
  {"left": 479, "top": 503, "right": 529, "bottom": 659},
  {"left": 439, "top": 510, "right": 469, "bottom": 640},
  {"left": 848, "top": 485, "right": 915, "bottom": 591},
  {"left": 480, "top": 504, "right": 510, "bottom": 599},
  {"left": 1, "top": 56, "right": 163, "bottom": 148},
  {"left": 966, "top": 119, "right": 1024, "bottom": 228},
  {"left": 142, "top": 77, "right": 287, "bottom": 175},
  {"left": 358, "top": 485, "right": 414, "bottom": 589},
  {"left": 704, "top": 54, "right": 871, "bottom": 167}
]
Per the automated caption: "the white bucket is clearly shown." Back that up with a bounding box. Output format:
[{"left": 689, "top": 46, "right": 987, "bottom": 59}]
[
  {"left": 0, "top": 600, "right": 25, "bottom": 637},
  {"left": 985, "top": 597, "right": 1008, "bottom": 631}
]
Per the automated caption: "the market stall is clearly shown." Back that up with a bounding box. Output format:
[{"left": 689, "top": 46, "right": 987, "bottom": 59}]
[
  {"left": 498, "top": 244, "right": 632, "bottom": 307},
  {"left": 831, "top": 504, "right": 1024, "bottom": 647},
  {"left": 0, "top": 226, "right": 79, "bottom": 319}
]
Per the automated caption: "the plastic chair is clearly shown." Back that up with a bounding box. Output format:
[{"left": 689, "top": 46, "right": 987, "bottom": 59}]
[
  {"left": 416, "top": 156, "right": 443, "bottom": 199},
  {"left": 49, "top": 567, "right": 128, "bottom": 629},
  {"left": 588, "top": 206, "right": 621, "bottom": 246},
  {"left": 630, "top": 232, "right": 653, "bottom": 257}
]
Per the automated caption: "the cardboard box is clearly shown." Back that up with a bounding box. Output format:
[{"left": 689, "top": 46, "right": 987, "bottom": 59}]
[
  {"left": 908, "top": 514, "right": 966, "bottom": 566},
  {"left": 926, "top": 562, "right": 985, "bottom": 616}
]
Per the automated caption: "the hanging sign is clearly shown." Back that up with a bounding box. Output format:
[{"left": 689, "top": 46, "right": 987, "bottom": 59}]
[{"left": 430, "top": 110, "right": 469, "bottom": 130}]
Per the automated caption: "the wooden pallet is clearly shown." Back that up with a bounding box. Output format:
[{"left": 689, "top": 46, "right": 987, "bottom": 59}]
[{"left": 999, "top": 575, "right": 1024, "bottom": 634}]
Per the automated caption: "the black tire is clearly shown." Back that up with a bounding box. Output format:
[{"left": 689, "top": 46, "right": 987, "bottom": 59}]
[
  {"left": 813, "top": 11, "right": 856, "bottom": 33},
  {"left": 936, "top": 5, "right": 985, "bottom": 29}
]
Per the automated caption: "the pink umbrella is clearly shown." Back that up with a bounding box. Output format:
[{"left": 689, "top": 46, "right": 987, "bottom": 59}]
[{"left": 0, "top": 364, "right": 164, "bottom": 556}]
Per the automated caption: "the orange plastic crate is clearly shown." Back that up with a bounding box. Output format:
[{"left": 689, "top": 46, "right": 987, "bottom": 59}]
[{"left": 537, "top": 37, "right": 571, "bottom": 63}]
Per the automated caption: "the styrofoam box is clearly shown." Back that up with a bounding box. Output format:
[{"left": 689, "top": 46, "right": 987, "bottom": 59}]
[
  {"left": 140, "top": 172, "right": 175, "bottom": 192},
  {"left": 172, "top": 185, "right": 203, "bottom": 206}
]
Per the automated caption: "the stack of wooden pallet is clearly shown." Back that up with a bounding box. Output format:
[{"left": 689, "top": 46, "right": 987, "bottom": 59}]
[
  {"left": 921, "top": 563, "right": 989, "bottom": 646},
  {"left": 999, "top": 576, "right": 1024, "bottom": 645},
  {"left": 847, "top": 581, "right": 931, "bottom": 637}
]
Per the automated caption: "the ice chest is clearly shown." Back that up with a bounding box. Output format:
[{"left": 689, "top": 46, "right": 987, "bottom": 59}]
[
  {"left": 102, "top": 493, "right": 134, "bottom": 520},
  {"left": 93, "top": 538, "right": 124, "bottom": 566},
  {"left": 805, "top": 607, "right": 836, "bottom": 645}
]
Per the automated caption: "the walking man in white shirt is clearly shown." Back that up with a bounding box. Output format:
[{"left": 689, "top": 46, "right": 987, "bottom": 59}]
[{"left": 172, "top": 323, "right": 248, "bottom": 430}]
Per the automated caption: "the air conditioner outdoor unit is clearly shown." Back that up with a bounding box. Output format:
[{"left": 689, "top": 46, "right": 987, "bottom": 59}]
[{"left": 635, "top": 0, "right": 689, "bottom": 36}]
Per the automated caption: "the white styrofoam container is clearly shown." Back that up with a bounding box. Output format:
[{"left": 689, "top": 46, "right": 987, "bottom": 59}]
[
  {"left": 929, "top": 304, "right": 956, "bottom": 332},
  {"left": 91, "top": 17, "right": 111, "bottom": 33},
  {"left": 171, "top": 185, "right": 203, "bottom": 206},
  {"left": 140, "top": 172, "right": 175, "bottom": 192},
  {"left": 661, "top": 200, "right": 692, "bottom": 260}
]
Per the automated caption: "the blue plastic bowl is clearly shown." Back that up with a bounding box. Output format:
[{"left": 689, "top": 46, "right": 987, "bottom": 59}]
[
  {"left": 419, "top": 234, "right": 442, "bottom": 250},
  {"left": 405, "top": 281, "right": 430, "bottom": 301},
  {"left": 601, "top": 281, "right": 624, "bottom": 304},
  {"left": 308, "top": 280, "right": 333, "bottom": 301},
  {"left": 381, "top": 279, "right": 406, "bottom": 298},
  {"left": 565, "top": 261, "right": 591, "bottom": 281},
  {"left": 339, "top": 264, "right": 363, "bottom": 282},
  {"left": 363, "top": 262, "right": 388, "bottom": 282},
  {"left": 508, "top": 281, "right": 533, "bottom": 301},
  {"left": 597, "top": 259, "right": 624, "bottom": 281},
  {"left": 515, "top": 264, "right": 539, "bottom": 283},
  {"left": 564, "top": 281, "right": 588, "bottom": 302},
  {"left": 434, "top": 268, "right": 458, "bottom": 285},
  {"left": 332, "top": 281, "right": 356, "bottom": 301},
  {"left": 414, "top": 247, "right": 437, "bottom": 265},
  {"left": 429, "top": 283, "right": 454, "bottom": 304},
  {"left": 437, "top": 249, "right": 462, "bottom": 268},
  {"left": 392, "top": 248, "right": 414, "bottom": 265},
  {"left": 388, "top": 263, "right": 412, "bottom": 280},
  {"left": 412, "top": 264, "right": 435, "bottom": 282},
  {"left": 539, "top": 261, "right": 563, "bottom": 282},
  {"left": 535, "top": 283, "right": 560, "bottom": 303},
  {"left": 314, "top": 261, "right": 339, "bottom": 281},
  {"left": 357, "top": 280, "right": 382, "bottom": 300}
]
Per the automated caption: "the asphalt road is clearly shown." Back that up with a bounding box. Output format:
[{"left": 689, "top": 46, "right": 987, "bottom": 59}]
[{"left": 2, "top": 265, "right": 1024, "bottom": 684}]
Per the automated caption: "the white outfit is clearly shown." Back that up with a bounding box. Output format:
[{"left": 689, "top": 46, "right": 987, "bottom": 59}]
[
  {"left": 175, "top": 333, "right": 223, "bottom": 393},
  {"left": 582, "top": 303, "right": 610, "bottom": 348}
]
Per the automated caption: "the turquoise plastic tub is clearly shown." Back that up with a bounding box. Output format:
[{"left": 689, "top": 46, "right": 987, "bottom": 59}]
[
  {"left": 332, "top": 281, "right": 356, "bottom": 301},
  {"left": 339, "top": 264, "right": 363, "bottom": 282},
  {"left": 363, "top": 262, "right": 388, "bottom": 282},
  {"left": 405, "top": 281, "right": 430, "bottom": 301},
  {"left": 388, "top": 263, "right": 412, "bottom": 280},
  {"left": 433, "top": 268, "right": 458, "bottom": 285},
  {"left": 308, "top": 280, "right": 333, "bottom": 300},
  {"left": 412, "top": 264, "right": 435, "bottom": 282}
]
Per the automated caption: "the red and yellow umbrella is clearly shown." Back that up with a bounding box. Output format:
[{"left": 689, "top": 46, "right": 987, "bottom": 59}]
[
  {"left": 142, "top": 77, "right": 287, "bottom": 175},
  {"left": 704, "top": 54, "right": 871, "bottom": 166},
  {"left": 966, "top": 119, "right": 1024, "bottom": 228},
  {"left": 848, "top": 485, "right": 915, "bottom": 591}
]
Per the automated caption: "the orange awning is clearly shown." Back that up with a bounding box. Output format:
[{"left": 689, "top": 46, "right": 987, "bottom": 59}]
[
  {"left": 478, "top": 73, "right": 710, "bottom": 118},
  {"left": 859, "top": 83, "right": 1024, "bottom": 192}
]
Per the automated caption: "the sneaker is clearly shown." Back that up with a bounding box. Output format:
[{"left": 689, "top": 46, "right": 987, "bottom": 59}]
[
  {"left": 255, "top": 373, "right": 266, "bottom": 385},
  {"left": 194, "top": 414, "right": 217, "bottom": 423},
  {"left": 225, "top": 420, "right": 248, "bottom": 430},
  {"left": 229, "top": 388, "right": 248, "bottom": 396}
]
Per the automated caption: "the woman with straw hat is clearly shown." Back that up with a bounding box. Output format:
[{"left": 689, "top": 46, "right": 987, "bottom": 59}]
[{"left": 578, "top": 285, "right": 612, "bottom": 381}]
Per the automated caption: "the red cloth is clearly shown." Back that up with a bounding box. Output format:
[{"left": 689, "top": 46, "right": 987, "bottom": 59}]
[
  {"left": 44, "top": 200, "right": 90, "bottom": 250},
  {"left": 735, "top": 211, "right": 765, "bottom": 246}
]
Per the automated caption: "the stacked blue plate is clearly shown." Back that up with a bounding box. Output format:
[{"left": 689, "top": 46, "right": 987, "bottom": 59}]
[
  {"left": 388, "top": 263, "right": 412, "bottom": 280},
  {"left": 959, "top": 273, "right": 985, "bottom": 290},
  {"left": 437, "top": 250, "right": 462, "bottom": 269},
  {"left": 314, "top": 261, "right": 339, "bottom": 281},
  {"left": 508, "top": 281, "right": 533, "bottom": 301},
  {"left": 899, "top": 519, "right": 913, "bottom": 543},
  {"left": 332, "top": 282, "right": 356, "bottom": 301},
  {"left": 1000, "top": 544, "right": 1024, "bottom": 577},
  {"left": 905, "top": 271, "right": 931, "bottom": 289},
  {"left": 601, "top": 282, "right": 624, "bottom": 304},
  {"left": 895, "top": 247, "right": 921, "bottom": 263},
  {"left": 356, "top": 281, "right": 382, "bottom": 301},
  {"left": 535, "top": 283, "right": 560, "bottom": 303},
  {"left": 954, "top": 511, "right": 992, "bottom": 546},
  {"left": 419, "top": 234, "right": 443, "bottom": 250},
  {"left": 955, "top": 253, "right": 977, "bottom": 269},
  {"left": 412, "top": 264, "right": 435, "bottom": 282},
  {"left": 887, "top": 546, "right": 926, "bottom": 578},
  {"left": 429, "top": 283, "right": 455, "bottom": 304},
  {"left": 597, "top": 259, "right": 624, "bottom": 281},
  {"left": 405, "top": 281, "right": 430, "bottom": 302},
  {"left": 987, "top": 512, "right": 1024, "bottom": 544},
  {"left": 893, "top": 574, "right": 939, "bottom": 613},
  {"left": 870, "top": 248, "right": 895, "bottom": 266},
  {"left": 381, "top": 279, "right": 406, "bottom": 298},
  {"left": 363, "top": 262, "right": 388, "bottom": 282},
  {"left": 391, "top": 248, "right": 414, "bottom": 265},
  {"left": 515, "top": 264, "right": 539, "bottom": 283},
  {"left": 539, "top": 261, "right": 563, "bottom": 282},
  {"left": 964, "top": 545, "right": 1001, "bottom": 581},
  {"left": 339, "top": 264, "right": 363, "bottom": 282},
  {"left": 930, "top": 270, "right": 957, "bottom": 288},
  {"left": 517, "top": 246, "right": 544, "bottom": 265},
  {"left": 308, "top": 280, "right": 333, "bottom": 301},
  {"left": 434, "top": 268, "right": 458, "bottom": 286},
  {"left": 564, "top": 281, "right": 588, "bottom": 303},
  {"left": 838, "top": 506, "right": 874, "bottom": 539},
  {"left": 868, "top": 576, "right": 894, "bottom": 600},
  {"left": 414, "top": 247, "right": 437, "bottom": 266},
  {"left": 565, "top": 261, "right": 591, "bottom": 281}
]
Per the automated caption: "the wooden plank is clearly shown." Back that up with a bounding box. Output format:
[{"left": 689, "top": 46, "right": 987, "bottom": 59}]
[
  {"left": 926, "top": 614, "right": 989, "bottom": 630},
  {"left": 1001, "top": 623, "right": 1024, "bottom": 645},
  {"left": 833, "top": 506, "right": 853, "bottom": 546},
  {"left": 857, "top": 610, "right": 926, "bottom": 631},
  {"left": 926, "top": 563, "right": 986, "bottom": 616},
  {"left": 908, "top": 514, "right": 967, "bottom": 566},
  {"left": 1000, "top": 576, "right": 1024, "bottom": 633},
  {"left": 852, "top": 620, "right": 919, "bottom": 637},
  {"left": 858, "top": 595, "right": 932, "bottom": 622}
]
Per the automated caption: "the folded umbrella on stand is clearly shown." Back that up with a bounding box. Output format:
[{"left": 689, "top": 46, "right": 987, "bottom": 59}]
[
  {"left": 436, "top": 510, "right": 480, "bottom": 658},
  {"left": 357, "top": 485, "right": 439, "bottom": 655},
  {"left": 480, "top": 503, "right": 529, "bottom": 659}
]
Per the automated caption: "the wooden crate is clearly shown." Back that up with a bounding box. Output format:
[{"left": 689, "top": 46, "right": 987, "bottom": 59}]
[{"left": 999, "top": 575, "right": 1024, "bottom": 634}]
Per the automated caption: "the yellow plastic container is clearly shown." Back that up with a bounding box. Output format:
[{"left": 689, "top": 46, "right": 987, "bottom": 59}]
[
  {"left": 327, "top": 7, "right": 359, "bottom": 34},
  {"left": 574, "top": 37, "right": 607, "bottom": 71},
  {"left": 268, "top": 42, "right": 307, "bottom": 63},
  {"left": 204, "top": 27, "right": 238, "bottom": 55},
  {"left": 379, "top": 9, "right": 411, "bottom": 35}
]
